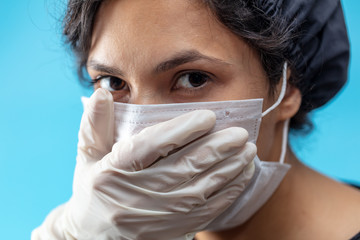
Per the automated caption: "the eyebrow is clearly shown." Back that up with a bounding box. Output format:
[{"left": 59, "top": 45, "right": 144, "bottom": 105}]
[
  {"left": 154, "top": 50, "right": 231, "bottom": 73},
  {"left": 87, "top": 50, "right": 231, "bottom": 76},
  {"left": 87, "top": 60, "right": 125, "bottom": 76}
]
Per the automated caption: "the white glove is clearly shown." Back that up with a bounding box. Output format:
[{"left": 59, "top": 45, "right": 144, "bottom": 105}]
[{"left": 32, "top": 89, "right": 256, "bottom": 240}]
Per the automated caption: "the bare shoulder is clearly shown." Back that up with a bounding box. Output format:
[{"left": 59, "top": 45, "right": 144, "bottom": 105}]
[{"left": 302, "top": 167, "right": 360, "bottom": 239}]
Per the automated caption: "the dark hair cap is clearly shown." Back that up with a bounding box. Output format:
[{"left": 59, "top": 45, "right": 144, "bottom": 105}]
[{"left": 260, "top": 0, "right": 350, "bottom": 112}]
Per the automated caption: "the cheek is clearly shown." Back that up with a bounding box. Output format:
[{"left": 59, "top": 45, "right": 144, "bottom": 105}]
[
  {"left": 256, "top": 109, "right": 281, "bottom": 162},
  {"left": 256, "top": 117, "right": 276, "bottom": 161},
  {"left": 110, "top": 91, "right": 130, "bottom": 103}
]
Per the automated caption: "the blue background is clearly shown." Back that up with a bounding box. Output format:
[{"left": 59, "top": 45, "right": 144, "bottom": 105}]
[{"left": 0, "top": 1, "right": 359, "bottom": 239}]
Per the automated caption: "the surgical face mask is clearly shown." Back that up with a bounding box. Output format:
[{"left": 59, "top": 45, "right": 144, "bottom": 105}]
[{"left": 86, "top": 63, "right": 291, "bottom": 232}]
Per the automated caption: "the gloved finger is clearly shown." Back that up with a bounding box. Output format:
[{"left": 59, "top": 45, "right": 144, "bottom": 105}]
[
  {"left": 109, "top": 109, "right": 216, "bottom": 171},
  {"left": 150, "top": 142, "right": 256, "bottom": 213},
  {"left": 110, "top": 183, "right": 247, "bottom": 240},
  {"left": 77, "top": 88, "right": 114, "bottom": 163},
  {"left": 199, "top": 161, "right": 256, "bottom": 229},
  {"left": 201, "top": 143, "right": 256, "bottom": 199},
  {"left": 110, "top": 162, "right": 255, "bottom": 240},
  {"left": 196, "top": 178, "right": 252, "bottom": 224},
  {"left": 99, "top": 142, "right": 256, "bottom": 214},
  {"left": 127, "top": 127, "right": 250, "bottom": 192}
]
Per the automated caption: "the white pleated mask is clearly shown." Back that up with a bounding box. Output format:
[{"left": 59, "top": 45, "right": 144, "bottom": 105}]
[{"left": 82, "top": 63, "right": 291, "bottom": 234}]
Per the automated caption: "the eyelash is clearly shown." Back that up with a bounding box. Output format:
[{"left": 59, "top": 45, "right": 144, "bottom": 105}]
[
  {"left": 91, "top": 75, "right": 128, "bottom": 91},
  {"left": 91, "top": 76, "right": 103, "bottom": 85},
  {"left": 172, "top": 70, "right": 212, "bottom": 94}
]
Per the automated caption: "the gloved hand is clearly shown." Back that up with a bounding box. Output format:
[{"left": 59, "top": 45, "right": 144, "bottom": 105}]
[{"left": 32, "top": 89, "right": 256, "bottom": 240}]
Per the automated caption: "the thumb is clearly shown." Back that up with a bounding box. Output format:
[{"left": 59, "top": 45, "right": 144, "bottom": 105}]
[{"left": 77, "top": 88, "right": 114, "bottom": 163}]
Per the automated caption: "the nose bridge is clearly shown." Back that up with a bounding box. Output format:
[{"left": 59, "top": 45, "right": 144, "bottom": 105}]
[
  {"left": 130, "top": 87, "right": 168, "bottom": 105},
  {"left": 126, "top": 65, "right": 170, "bottom": 104},
  {"left": 132, "top": 95, "right": 164, "bottom": 105}
]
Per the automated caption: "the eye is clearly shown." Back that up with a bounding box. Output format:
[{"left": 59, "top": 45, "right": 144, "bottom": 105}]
[
  {"left": 174, "top": 72, "right": 210, "bottom": 90},
  {"left": 96, "top": 76, "right": 128, "bottom": 91}
]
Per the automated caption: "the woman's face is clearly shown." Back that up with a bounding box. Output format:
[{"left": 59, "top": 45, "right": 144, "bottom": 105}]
[{"left": 87, "top": 0, "right": 283, "bottom": 161}]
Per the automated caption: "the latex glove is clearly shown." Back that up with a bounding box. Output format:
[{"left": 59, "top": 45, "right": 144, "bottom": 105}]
[{"left": 32, "top": 89, "right": 256, "bottom": 240}]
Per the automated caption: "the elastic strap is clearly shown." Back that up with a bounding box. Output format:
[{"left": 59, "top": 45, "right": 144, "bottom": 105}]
[
  {"left": 261, "top": 62, "right": 288, "bottom": 118},
  {"left": 279, "top": 119, "right": 290, "bottom": 164},
  {"left": 261, "top": 62, "right": 289, "bottom": 164}
]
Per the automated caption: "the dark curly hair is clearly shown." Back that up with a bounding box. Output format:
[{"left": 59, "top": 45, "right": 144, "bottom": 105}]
[{"left": 63, "top": 0, "right": 310, "bottom": 131}]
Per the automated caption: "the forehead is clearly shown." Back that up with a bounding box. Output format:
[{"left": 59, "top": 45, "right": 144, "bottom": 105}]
[
  {"left": 93, "top": 0, "right": 215, "bottom": 42},
  {"left": 89, "top": 0, "right": 254, "bottom": 67}
]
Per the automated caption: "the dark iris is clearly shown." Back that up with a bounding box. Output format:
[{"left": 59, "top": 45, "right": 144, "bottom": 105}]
[
  {"left": 187, "top": 72, "right": 208, "bottom": 87},
  {"left": 108, "top": 76, "right": 126, "bottom": 90}
]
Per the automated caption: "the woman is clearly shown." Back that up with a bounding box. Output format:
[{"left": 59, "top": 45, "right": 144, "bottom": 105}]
[{"left": 33, "top": 0, "right": 360, "bottom": 239}]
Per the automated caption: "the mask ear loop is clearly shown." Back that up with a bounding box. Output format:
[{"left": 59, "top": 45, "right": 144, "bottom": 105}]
[
  {"left": 261, "top": 62, "right": 289, "bottom": 164},
  {"left": 279, "top": 119, "right": 290, "bottom": 164},
  {"left": 261, "top": 62, "right": 288, "bottom": 118}
]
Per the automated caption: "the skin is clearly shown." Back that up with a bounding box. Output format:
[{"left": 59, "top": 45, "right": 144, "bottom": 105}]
[{"left": 87, "top": 0, "right": 360, "bottom": 239}]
